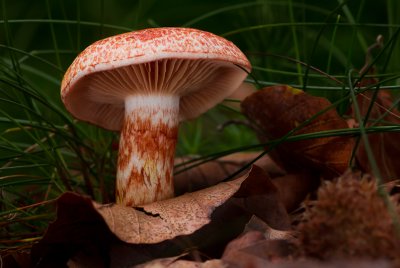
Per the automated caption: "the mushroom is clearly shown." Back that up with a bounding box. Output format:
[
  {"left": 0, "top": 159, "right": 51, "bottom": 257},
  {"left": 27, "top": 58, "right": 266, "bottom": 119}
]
[{"left": 61, "top": 27, "right": 251, "bottom": 206}]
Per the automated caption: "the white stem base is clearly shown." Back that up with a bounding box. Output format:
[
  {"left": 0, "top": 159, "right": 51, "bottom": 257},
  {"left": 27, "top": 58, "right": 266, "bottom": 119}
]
[{"left": 116, "top": 95, "right": 179, "bottom": 206}]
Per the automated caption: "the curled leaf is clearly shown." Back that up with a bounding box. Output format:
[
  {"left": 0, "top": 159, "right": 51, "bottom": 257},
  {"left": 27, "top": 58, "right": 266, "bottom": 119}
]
[
  {"left": 272, "top": 171, "right": 319, "bottom": 212},
  {"left": 174, "top": 152, "right": 285, "bottom": 195},
  {"left": 31, "top": 166, "right": 289, "bottom": 267},
  {"left": 241, "top": 85, "right": 354, "bottom": 178},
  {"left": 353, "top": 88, "right": 400, "bottom": 182},
  {"left": 222, "top": 229, "right": 294, "bottom": 268},
  {"left": 136, "top": 256, "right": 225, "bottom": 268},
  {"left": 96, "top": 171, "right": 249, "bottom": 244},
  {"left": 176, "top": 152, "right": 314, "bottom": 213}
]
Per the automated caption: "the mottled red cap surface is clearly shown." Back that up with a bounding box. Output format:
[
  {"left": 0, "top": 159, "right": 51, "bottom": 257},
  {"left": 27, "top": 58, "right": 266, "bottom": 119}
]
[{"left": 61, "top": 27, "right": 251, "bottom": 131}]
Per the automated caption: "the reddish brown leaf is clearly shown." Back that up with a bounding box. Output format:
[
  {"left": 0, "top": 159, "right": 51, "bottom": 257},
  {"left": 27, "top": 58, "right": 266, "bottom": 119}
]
[
  {"left": 272, "top": 171, "right": 319, "bottom": 212},
  {"left": 353, "top": 87, "right": 400, "bottom": 182},
  {"left": 222, "top": 224, "right": 294, "bottom": 268},
  {"left": 174, "top": 152, "right": 285, "bottom": 195},
  {"left": 233, "top": 165, "right": 290, "bottom": 230},
  {"left": 135, "top": 257, "right": 224, "bottom": 268},
  {"left": 0, "top": 251, "right": 31, "bottom": 268},
  {"left": 241, "top": 85, "right": 354, "bottom": 179},
  {"left": 244, "top": 215, "right": 296, "bottom": 240},
  {"left": 96, "top": 174, "right": 248, "bottom": 244},
  {"left": 31, "top": 166, "right": 289, "bottom": 267},
  {"left": 176, "top": 153, "right": 315, "bottom": 213},
  {"left": 223, "top": 223, "right": 391, "bottom": 268}
]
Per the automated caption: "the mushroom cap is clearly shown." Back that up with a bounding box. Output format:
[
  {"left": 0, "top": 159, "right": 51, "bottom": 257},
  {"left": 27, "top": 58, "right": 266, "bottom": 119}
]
[{"left": 61, "top": 27, "right": 251, "bottom": 131}]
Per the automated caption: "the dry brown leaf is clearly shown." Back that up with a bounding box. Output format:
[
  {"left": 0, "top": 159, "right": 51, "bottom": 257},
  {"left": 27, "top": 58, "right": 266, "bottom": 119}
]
[
  {"left": 222, "top": 231, "right": 268, "bottom": 267},
  {"left": 239, "top": 260, "right": 391, "bottom": 268},
  {"left": 352, "top": 82, "right": 400, "bottom": 182},
  {"left": 95, "top": 171, "right": 248, "bottom": 244},
  {"left": 244, "top": 216, "right": 296, "bottom": 241},
  {"left": 241, "top": 85, "right": 354, "bottom": 179},
  {"left": 220, "top": 215, "right": 295, "bottom": 268},
  {"left": 0, "top": 251, "right": 31, "bottom": 268},
  {"left": 272, "top": 171, "right": 319, "bottom": 212},
  {"left": 68, "top": 253, "right": 226, "bottom": 268},
  {"left": 31, "top": 165, "right": 290, "bottom": 267},
  {"left": 176, "top": 153, "right": 314, "bottom": 213},
  {"left": 136, "top": 257, "right": 226, "bottom": 268},
  {"left": 174, "top": 152, "right": 285, "bottom": 195},
  {"left": 222, "top": 222, "right": 391, "bottom": 268},
  {"left": 222, "top": 231, "right": 294, "bottom": 268},
  {"left": 232, "top": 166, "right": 290, "bottom": 230},
  {"left": 96, "top": 164, "right": 288, "bottom": 244}
]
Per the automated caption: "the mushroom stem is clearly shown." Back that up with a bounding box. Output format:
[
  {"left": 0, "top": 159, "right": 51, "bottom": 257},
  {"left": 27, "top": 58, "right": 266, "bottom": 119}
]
[{"left": 116, "top": 95, "right": 179, "bottom": 206}]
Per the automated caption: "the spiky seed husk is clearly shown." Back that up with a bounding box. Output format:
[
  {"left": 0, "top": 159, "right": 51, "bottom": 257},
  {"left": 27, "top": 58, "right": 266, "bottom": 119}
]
[{"left": 297, "top": 172, "right": 400, "bottom": 260}]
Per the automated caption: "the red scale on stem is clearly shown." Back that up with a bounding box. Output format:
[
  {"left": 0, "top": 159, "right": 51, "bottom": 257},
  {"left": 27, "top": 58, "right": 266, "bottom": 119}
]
[{"left": 116, "top": 96, "right": 179, "bottom": 206}]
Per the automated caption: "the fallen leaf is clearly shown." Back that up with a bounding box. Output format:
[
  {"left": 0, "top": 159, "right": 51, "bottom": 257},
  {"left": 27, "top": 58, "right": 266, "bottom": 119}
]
[
  {"left": 136, "top": 257, "right": 225, "bottom": 268},
  {"left": 222, "top": 230, "right": 294, "bottom": 268},
  {"left": 244, "top": 216, "right": 296, "bottom": 241},
  {"left": 30, "top": 192, "right": 119, "bottom": 267},
  {"left": 69, "top": 253, "right": 225, "bottom": 268},
  {"left": 31, "top": 166, "right": 290, "bottom": 267},
  {"left": 254, "top": 260, "right": 391, "bottom": 268},
  {"left": 176, "top": 153, "right": 314, "bottom": 213},
  {"left": 174, "top": 152, "right": 285, "bottom": 195},
  {"left": 352, "top": 83, "right": 400, "bottom": 182},
  {"left": 232, "top": 166, "right": 290, "bottom": 230},
  {"left": 271, "top": 171, "right": 319, "bottom": 212},
  {"left": 222, "top": 228, "right": 391, "bottom": 268},
  {"left": 97, "top": 165, "right": 284, "bottom": 244},
  {"left": 0, "top": 251, "right": 31, "bottom": 268},
  {"left": 241, "top": 85, "right": 354, "bottom": 179}
]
